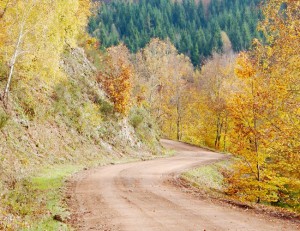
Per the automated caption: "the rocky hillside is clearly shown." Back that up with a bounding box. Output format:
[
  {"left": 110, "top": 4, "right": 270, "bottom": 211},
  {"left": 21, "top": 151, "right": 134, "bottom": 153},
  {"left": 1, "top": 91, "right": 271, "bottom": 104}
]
[
  {"left": 0, "top": 46, "right": 161, "bottom": 229},
  {"left": 0, "top": 45, "right": 161, "bottom": 187}
]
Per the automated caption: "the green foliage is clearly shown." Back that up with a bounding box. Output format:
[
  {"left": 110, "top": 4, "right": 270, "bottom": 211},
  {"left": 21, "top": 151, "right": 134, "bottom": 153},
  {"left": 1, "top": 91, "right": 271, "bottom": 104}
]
[
  {"left": 98, "top": 99, "right": 114, "bottom": 118},
  {"left": 52, "top": 80, "right": 102, "bottom": 134},
  {"left": 0, "top": 109, "right": 9, "bottom": 129},
  {"left": 129, "top": 110, "right": 144, "bottom": 129},
  {"left": 128, "top": 106, "right": 160, "bottom": 153},
  {"left": 1, "top": 181, "right": 42, "bottom": 230},
  {"left": 53, "top": 81, "right": 81, "bottom": 120},
  {"left": 89, "top": 0, "right": 261, "bottom": 66},
  {"left": 0, "top": 165, "right": 80, "bottom": 230}
]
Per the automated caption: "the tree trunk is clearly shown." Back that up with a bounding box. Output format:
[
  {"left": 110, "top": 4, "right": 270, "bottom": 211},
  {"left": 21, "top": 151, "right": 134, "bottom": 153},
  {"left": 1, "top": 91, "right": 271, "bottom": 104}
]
[
  {"left": 176, "top": 101, "right": 180, "bottom": 141},
  {"left": 215, "top": 115, "right": 223, "bottom": 149},
  {"left": 223, "top": 113, "right": 228, "bottom": 152},
  {"left": 2, "top": 24, "right": 23, "bottom": 107},
  {"left": 252, "top": 79, "right": 261, "bottom": 204}
]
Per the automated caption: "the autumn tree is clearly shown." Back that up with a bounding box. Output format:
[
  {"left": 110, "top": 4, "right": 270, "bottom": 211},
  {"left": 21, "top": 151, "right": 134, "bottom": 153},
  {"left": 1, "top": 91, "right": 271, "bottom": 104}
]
[
  {"left": 162, "top": 53, "right": 194, "bottom": 141},
  {"left": 226, "top": 53, "right": 276, "bottom": 203},
  {"left": 97, "top": 44, "right": 133, "bottom": 114},
  {"left": 226, "top": 0, "right": 300, "bottom": 207},
  {"left": 134, "top": 39, "right": 177, "bottom": 126},
  {"left": 133, "top": 38, "right": 194, "bottom": 140},
  {"left": 257, "top": 0, "right": 300, "bottom": 207},
  {"left": 195, "top": 52, "right": 236, "bottom": 150},
  {"left": 0, "top": 0, "right": 11, "bottom": 19},
  {"left": 0, "top": 0, "right": 91, "bottom": 106}
]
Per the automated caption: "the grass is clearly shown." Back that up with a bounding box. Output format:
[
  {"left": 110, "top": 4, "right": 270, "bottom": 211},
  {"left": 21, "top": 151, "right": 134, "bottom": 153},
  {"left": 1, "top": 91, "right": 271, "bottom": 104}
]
[
  {"left": 22, "top": 165, "right": 83, "bottom": 231},
  {"left": 2, "top": 149, "right": 170, "bottom": 231},
  {"left": 181, "top": 159, "right": 231, "bottom": 194},
  {"left": 1, "top": 165, "right": 82, "bottom": 231}
]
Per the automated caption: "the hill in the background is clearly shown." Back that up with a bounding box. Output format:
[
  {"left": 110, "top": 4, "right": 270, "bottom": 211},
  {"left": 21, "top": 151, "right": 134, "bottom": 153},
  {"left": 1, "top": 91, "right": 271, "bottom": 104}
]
[{"left": 90, "top": 0, "right": 262, "bottom": 66}]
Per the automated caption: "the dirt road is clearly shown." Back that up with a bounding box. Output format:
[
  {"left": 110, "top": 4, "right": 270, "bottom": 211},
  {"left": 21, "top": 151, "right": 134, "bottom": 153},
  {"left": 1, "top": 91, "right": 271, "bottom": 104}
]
[{"left": 68, "top": 139, "right": 299, "bottom": 231}]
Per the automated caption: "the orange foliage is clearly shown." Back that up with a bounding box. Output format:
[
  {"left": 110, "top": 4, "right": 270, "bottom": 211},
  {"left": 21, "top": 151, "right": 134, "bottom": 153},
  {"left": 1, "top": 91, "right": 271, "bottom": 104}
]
[{"left": 97, "top": 44, "right": 133, "bottom": 114}]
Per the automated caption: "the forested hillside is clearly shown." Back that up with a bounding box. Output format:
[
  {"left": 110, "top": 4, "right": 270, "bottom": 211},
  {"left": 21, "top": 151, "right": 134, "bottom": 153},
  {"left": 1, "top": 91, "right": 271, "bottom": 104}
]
[{"left": 89, "top": 0, "right": 261, "bottom": 65}]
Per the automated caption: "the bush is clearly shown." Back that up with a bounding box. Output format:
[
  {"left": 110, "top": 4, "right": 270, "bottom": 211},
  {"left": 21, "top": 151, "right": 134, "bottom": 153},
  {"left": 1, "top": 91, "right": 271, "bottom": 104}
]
[
  {"left": 0, "top": 61, "right": 7, "bottom": 82},
  {"left": 0, "top": 110, "right": 9, "bottom": 130},
  {"left": 128, "top": 106, "right": 161, "bottom": 153},
  {"left": 129, "top": 113, "right": 144, "bottom": 129},
  {"left": 15, "top": 90, "right": 37, "bottom": 121},
  {"left": 98, "top": 99, "right": 114, "bottom": 117}
]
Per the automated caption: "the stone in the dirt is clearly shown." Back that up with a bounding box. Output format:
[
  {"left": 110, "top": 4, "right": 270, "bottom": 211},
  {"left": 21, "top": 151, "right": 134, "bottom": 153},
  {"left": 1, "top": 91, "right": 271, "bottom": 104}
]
[{"left": 53, "top": 214, "right": 64, "bottom": 222}]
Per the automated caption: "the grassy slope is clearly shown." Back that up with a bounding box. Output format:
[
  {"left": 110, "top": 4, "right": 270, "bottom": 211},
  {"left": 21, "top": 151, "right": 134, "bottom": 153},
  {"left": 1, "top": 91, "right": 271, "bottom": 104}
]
[
  {"left": 181, "top": 159, "right": 230, "bottom": 196},
  {"left": 23, "top": 165, "right": 81, "bottom": 231}
]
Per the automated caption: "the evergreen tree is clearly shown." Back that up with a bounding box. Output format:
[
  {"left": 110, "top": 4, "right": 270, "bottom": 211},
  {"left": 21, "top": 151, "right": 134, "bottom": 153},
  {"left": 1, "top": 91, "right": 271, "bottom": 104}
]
[{"left": 89, "top": 0, "right": 261, "bottom": 67}]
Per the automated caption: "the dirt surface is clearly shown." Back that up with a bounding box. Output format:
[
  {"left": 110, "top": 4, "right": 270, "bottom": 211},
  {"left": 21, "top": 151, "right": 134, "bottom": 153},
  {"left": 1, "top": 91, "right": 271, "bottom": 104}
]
[{"left": 67, "top": 139, "right": 299, "bottom": 231}]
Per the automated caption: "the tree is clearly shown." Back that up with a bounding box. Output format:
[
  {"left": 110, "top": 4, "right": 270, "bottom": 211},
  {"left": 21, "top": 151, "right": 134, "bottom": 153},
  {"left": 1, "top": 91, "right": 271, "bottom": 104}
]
[
  {"left": 133, "top": 38, "right": 193, "bottom": 140},
  {"left": 134, "top": 38, "right": 175, "bottom": 123},
  {"left": 97, "top": 44, "right": 133, "bottom": 114},
  {"left": 197, "top": 52, "right": 236, "bottom": 150},
  {"left": 256, "top": 0, "right": 300, "bottom": 207},
  {"left": 0, "top": 0, "right": 91, "bottom": 106},
  {"left": 226, "top": 0, "right": 300, "bottom": 206},
  {"left": 227, "top": 53, "right": 275, "bottom": 203},
  {"left": 0, "top": 0, "right": 11, "bottom": 20},
  {"left": 165, "top": 53, "right": 193, "bottom": 141},
  {"left": 89, "top": 0, "right": 260, "bottom": 67}
]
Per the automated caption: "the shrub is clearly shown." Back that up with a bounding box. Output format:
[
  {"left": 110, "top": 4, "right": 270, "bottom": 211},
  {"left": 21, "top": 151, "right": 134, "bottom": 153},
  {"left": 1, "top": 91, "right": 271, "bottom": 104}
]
[
  {"left": 129, "top": 113, "right": 144, "bottom": 129},
  {"left": 0, "top": 110, "right": 9, "bottom": 129},
  {"left": 98, "top": 99, "right": 114, "bottom": 117}
]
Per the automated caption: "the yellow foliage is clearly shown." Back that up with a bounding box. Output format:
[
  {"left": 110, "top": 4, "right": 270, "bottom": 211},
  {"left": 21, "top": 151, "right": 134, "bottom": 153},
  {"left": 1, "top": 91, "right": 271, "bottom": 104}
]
[
  {"left": 134, "top": 38, "right": 194, "bottom": 140},
  {"left": 77, "top": 102, "right": 102, "bottom": 134},
  {"left": 235, "top": 52, "right": 256, "bottom": 79},
  {"left": 0, "top": 0, "right": 91, "bottom": 100},
  {"left": 226, "top": 0, "right": 300, "bottom": 206}
]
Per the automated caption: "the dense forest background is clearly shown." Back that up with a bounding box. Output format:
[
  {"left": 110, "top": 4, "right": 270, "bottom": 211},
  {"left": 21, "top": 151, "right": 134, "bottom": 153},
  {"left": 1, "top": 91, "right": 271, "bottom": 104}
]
[{"left": 89, "top": 0, "right": 262, "bottom": 66}]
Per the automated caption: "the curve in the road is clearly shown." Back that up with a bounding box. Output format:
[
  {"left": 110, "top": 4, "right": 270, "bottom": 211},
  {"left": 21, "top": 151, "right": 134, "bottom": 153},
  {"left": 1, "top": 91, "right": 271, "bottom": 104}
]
[{"left": 68, "top": 139, "right": 299, "bottom": 231}]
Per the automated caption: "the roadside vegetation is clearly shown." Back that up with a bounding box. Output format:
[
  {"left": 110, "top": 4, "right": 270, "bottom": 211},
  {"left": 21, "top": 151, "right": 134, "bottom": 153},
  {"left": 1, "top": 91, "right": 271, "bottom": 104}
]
[
  {"left": 181, "top": 157, "right": 300, "bottom": 217},
  {"left": 182, "top": 159, "right": 230, "bottom": 195}
]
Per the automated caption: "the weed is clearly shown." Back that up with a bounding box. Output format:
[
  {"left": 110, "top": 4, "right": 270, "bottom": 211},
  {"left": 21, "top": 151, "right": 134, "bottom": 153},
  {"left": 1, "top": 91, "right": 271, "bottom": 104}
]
[{"left": 26, "top": 165, "right": 81, "bottom": 230}]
